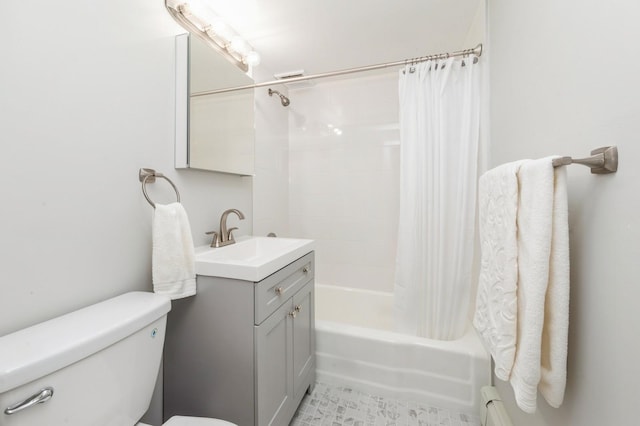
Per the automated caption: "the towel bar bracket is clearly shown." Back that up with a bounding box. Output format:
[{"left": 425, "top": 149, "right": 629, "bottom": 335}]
[
  {"left": 139, "top": 168, "right": 161, "bottom": 183},
  {"left": 588, "top": 146, "right": 618, "bottom": 174},
  {"left": 552, "top": 146, "right": 618, "bottom": 174},
  {"left": 138, "top": 168, "right": 181, "bottom": 208}
]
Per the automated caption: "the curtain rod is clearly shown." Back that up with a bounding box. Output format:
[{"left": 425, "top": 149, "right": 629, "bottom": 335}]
[{"left": 192, "top": 43, "right": 483, "bottom": 97}]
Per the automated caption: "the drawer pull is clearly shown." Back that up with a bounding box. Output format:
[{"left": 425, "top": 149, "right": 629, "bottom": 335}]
[
  {"left": 288, "top": 306, "right": 302, "bottom": 318},
  {"left": 275, "top": 287, "right": 284, "bottom": 295},
  {"left": 303, "top": 266, "right": 310, "bottom": 274}
]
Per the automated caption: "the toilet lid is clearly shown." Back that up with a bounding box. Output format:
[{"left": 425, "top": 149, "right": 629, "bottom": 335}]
[{"left": 164, "top": 416, "right": 237, "bottom": 426}]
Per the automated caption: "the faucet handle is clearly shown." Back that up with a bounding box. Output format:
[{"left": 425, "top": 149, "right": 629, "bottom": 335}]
[
  {"left": 226, "top": 227, "right": 238, "bottom": 241},
  {"left": 205, "top": 231, "right": 219, "bottom": 247}
]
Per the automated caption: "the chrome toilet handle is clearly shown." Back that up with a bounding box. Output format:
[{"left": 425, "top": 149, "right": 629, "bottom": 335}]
[{"left": 4, "top": 387, "right": 54, "bottom": 415}]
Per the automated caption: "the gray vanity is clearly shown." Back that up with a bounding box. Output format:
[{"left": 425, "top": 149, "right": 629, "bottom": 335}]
[{"left": 164, "top": 237, "right": 315, "bottom": 426}]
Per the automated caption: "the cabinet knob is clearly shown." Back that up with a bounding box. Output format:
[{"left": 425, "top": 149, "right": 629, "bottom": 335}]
[
  {"left": 303, "top": 266, "right": 310, "bottom": 274},
  {"left": 294, "top": 305, "right": 301, "bottom": 313},
  {"left": 288, "top": 310, "right": 297, "bottom": 318},
  {"left": 275, "top": 287, "right": 284, "bottom": 295}
]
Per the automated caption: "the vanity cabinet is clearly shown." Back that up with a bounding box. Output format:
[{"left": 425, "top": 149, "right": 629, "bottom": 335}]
[{"left": 164, "top": 252, "right": 315, "bottom": 426}]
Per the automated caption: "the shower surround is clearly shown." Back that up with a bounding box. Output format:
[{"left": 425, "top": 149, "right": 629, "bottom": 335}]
[{"left": 288, "top": 71, "right": 400, "bottom": 293}]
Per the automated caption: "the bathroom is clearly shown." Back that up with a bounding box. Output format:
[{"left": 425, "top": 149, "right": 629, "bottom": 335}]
[{"left": 1, "top": 0, "right": 639, "bottom": 425}]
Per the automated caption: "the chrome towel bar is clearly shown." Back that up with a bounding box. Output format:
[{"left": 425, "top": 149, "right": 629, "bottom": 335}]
[
  {"left": 139, "top": 168, "right": 181, "bottom": 208},
  {"left": 552, "top": 146, "right": 618, "bottom": 174}
]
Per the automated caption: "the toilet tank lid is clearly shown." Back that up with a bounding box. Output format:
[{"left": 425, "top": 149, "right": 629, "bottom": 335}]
[{"left": 0, "top": 291, "right": 171, "bottom": 393}]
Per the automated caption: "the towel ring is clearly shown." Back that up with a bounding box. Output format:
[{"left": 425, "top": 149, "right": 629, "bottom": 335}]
[{"left": 139, "top": 168, "right": 181, "bottom": 208}]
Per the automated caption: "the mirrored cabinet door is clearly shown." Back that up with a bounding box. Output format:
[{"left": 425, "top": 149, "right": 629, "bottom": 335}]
[{"left": 175, "top": 33, "right": 255, "bottom": 176}]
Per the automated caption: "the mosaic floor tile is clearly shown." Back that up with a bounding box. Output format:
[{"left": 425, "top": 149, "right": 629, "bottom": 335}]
[{"left": 290, "top": 383, "right": 481, "bottom": 426}]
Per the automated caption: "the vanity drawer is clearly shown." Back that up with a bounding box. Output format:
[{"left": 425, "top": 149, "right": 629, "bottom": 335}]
[{"left": 254, "top": 252, "right": 314, "bottom": 325}]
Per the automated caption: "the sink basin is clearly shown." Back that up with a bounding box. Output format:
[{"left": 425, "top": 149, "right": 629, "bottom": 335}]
[{"left": 194, "top": 236, "right": 315, "bottom": 281}]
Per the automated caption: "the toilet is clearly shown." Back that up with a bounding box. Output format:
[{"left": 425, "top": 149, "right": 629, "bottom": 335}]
[
  {"left": 139, "top": 417, "right": 234, "bottom": 426},
  {"left": 0, "top": 292, "right": 236, "bottom": 426},
  {"left": 138, "top": 417, "right": 233, "bottom": 426}
]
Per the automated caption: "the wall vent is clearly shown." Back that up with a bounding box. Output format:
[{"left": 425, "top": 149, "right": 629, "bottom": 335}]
[{"left": 274, "top": 69, "right": 315, "bottom": 89}]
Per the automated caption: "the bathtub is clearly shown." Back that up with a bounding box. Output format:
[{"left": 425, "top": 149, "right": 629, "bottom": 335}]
[{"left": 314, "top": 284, "right": 491, "bottom": 413}]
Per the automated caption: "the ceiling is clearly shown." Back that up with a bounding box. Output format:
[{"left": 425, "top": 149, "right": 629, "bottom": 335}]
[{"left": 193, "top": 0, "right": 484, "bottom": 81}]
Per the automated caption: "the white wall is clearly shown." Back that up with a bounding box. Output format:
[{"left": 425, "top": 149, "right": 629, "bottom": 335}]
[
  {"left": 0, "top": 1, "right": 252, "bottom": 338},
  {"left": 288, "top": 73, "right": 400, "bottom": 292},
  {"left": 463, "top": 0, "right": 486, "bottom": 50},
  {"left": 488, "top": 1, "right": 640, "bottom": 424}
]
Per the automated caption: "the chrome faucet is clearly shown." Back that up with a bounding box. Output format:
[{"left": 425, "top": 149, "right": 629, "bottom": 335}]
[{"left": 206, "top": 208, "right": 245, "bottom": 248}]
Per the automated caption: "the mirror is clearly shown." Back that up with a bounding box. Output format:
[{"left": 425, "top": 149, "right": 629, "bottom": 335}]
[{"left": 175, "top": 33, "right": 255, "bottom": 176}]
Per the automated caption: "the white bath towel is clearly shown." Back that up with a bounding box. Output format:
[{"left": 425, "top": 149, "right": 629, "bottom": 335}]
[
  {"left": 152, "top": 202, "right": 196, "bottom": 300},
  {"left": 509, "top": 157, "right": 569, "bottom": 413},
  {"left": 473, "top": 160, "right": 526, "bottom": 381},
  {"left": 538, "top": 165, "right": 570, "bottom": 408}
]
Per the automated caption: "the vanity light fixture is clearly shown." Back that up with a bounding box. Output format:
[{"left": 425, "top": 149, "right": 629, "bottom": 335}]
[{"left": 165, "top": 0, "right": 260, "bottom": 73}]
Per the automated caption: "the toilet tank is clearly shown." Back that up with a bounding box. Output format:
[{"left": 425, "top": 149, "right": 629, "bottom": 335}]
[{"left": 0, "top": 291, "right": 171, "bottom": 426}]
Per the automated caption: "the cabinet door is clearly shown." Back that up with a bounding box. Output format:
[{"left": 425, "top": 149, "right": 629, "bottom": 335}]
[
  {"left": 255, "top": 301, "right": 293, "bottom": 426},
  {"left": 292, "top": 282, "right": 315, "bottom": 398}
]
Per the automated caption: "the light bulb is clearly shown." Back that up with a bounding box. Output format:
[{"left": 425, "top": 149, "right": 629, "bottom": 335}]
[
  {"left": 244, "top": 51, "right": 261, "bottom": 67},
  {"left": 230, "top": 36, "right": 250, "bottom": 56},
  {"left": 186, "top": 0, "right": 218, "bottom": 25},
  {"left": 211, "top": 19, "right": 233, "bottom": 44},
  {"left": 178, "top": 1, "right": 214, "bottom": 32}
]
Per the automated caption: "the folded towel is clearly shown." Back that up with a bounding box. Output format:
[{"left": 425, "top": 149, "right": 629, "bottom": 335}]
[
  {"left": 152, "top": 202, "right": 196, "bottom": 300},
  {"left": 508, "top": 158, "right": 554, "bottom": 412},
  {"left": 509, "top": 157, "right": 569, "bottom": 413},
  {"left": 473, "top": 160, "right": 525, "bottom": 381},
  {"left": 538, "top": 165, "right": 570, "bottom": 408}
]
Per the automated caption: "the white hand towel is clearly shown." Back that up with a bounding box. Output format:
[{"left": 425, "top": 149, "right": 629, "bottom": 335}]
[
  {"left": 538, "top": 165, "right": 570, "bottom": 408},
  {"left": 473, "top": 160, "right": 526, "bottom": 381},
  {"left": 152, "top": 202, "right": 196, "bottom": 300},
  {"left": 509, "top": 157, "right": 562, "bottom": 413}
]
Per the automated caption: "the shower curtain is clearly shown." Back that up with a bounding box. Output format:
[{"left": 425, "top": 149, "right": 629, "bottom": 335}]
[{"left": 394, "top": 56, "right": 480, "bottom": 340}]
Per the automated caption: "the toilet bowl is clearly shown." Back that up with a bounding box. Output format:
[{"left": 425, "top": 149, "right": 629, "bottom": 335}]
[{"left": 0, "top": 292, "right": 237, "bottom": 426}]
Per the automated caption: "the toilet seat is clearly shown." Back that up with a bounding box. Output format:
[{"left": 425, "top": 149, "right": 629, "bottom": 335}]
[{"left": 137, "top": 416, "right": 237, "bottom": 426}]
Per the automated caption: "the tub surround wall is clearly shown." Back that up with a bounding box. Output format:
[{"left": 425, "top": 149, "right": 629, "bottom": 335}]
[
  {"left": 489, "top": 0, "right": 640, "bottom": 424},
  {"left": 288, "top": 73, "right": 400, "bottom": 293},
  {"left": 283, "top": 6, "right": 486, "bottom": 295},
  {"left": 253, "top": 74, "right": 290, "bottom": 238}
]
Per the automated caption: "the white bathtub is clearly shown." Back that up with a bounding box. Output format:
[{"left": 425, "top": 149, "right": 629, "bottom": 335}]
[{"left": 314, "top": 284, "right": 491, "bottom": 413}]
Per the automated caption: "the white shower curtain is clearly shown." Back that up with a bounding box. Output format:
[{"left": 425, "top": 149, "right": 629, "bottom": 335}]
[{"left": 394, "top": 57, "right": 480, "bottom": 340}]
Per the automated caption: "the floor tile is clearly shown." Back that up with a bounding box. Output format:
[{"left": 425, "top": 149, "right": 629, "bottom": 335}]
[{"left": 290, "top": 383, "right": 481, "bottom": 426}]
